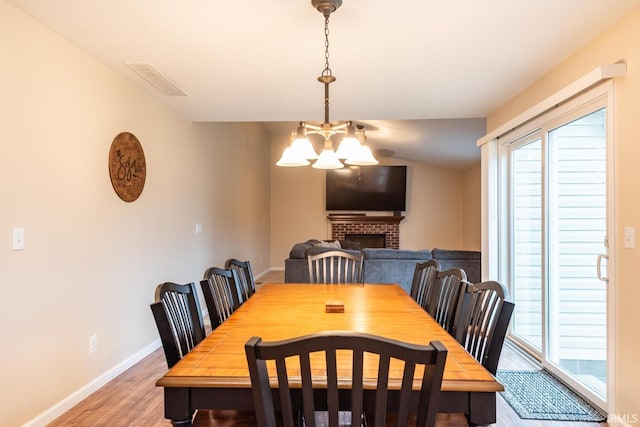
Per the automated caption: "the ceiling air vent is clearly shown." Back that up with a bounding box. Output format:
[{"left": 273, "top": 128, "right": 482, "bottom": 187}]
[{"left": 124, "top": 62, "right": 187, "bottom": 96}]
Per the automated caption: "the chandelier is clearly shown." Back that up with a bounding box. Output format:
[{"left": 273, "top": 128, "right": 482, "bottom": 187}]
[{"left": 276, "top": 0, "right": 378, "bottom": 169}]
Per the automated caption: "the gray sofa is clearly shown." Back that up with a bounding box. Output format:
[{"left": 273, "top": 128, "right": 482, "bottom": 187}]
[{"left": 284, "top": 240, "right": 481, "bottom": 294}]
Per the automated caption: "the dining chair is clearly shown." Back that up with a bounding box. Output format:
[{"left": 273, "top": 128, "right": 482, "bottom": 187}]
[
  {"left": 151, "top": 282, "right": 258, "bottom": 427},
  {"left": 307, "top": 250, "right": 364, "bottom": 284},
  {"left": 454, "top": 280, "right": 515, "bottom": 375},
  {"left": 201, "top": 267, "right": 242, "bottom": 330},
  {"left": 409, "top": 259, "right": 440, "bottom": 310},
  {"left": 427, "top": 268, "right": 468, "bottom": 335},
  {"left": 150, "top": 282, "right": 206, "bottom": 369},
  {"left": 245, "top": 331, "right": 447, "bottom": 427},
  {"left": 225, "top": 258, "right": 256, "bottom": 302}
]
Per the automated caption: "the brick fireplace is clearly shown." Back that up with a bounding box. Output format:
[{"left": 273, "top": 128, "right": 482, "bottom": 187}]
[{"left": 328, "top": 214, "right": 405, "bottom": 249}]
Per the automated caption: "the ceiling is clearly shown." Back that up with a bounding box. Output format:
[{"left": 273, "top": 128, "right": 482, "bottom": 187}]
[{"left": 9, "top": 0, "right": 639, "bottom": 169}]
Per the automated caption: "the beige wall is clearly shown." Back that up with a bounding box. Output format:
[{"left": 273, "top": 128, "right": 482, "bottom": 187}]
[
  {"left": 0, "top": 3, "right": 270, "bottom": 426},
  {"left": 270, "top": 134, "right": 481, "bottom": 267},
  {"left": 486, "top": 6, "right": 640, "bottom": 419},
  {"left": 462, "top": 163, "right": 481, "bottom": 251}
]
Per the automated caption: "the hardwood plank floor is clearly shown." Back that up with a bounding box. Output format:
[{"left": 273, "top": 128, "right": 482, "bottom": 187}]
[{"left": 48, "top": 271, "right": 609, "bottom": 426}]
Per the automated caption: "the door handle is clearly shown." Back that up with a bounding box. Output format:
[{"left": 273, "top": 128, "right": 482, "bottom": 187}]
[{"left": 597, "top": 254, "right": 608, "bottom": 282}]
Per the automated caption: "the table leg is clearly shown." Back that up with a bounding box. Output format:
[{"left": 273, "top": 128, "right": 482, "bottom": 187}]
[
  {"left": 467, "top": 392, "right": 496, "bottom": 426},
  {"left": 164, "top": 387, "right": 193, "bottom": 427}
]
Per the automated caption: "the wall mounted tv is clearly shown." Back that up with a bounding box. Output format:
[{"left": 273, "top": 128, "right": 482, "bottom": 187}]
[{"left": 325, "top": 165, "right": 407, "bottom": 212}]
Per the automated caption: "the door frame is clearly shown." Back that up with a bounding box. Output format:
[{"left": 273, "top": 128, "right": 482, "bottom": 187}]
[{"left": 497, "top": 82, "right": 616, "bottom": 413}]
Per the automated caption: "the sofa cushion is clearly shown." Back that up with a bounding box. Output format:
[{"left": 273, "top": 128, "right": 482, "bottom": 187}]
[
  {"left": 362, "top": 248, "right": 432, "bottom": 260},
  {"left": 289, "top": 239, "right": 322, "bottom": 259},
  {"left": 305, "top": 247, "right": 362, "bottom": 258},
  {"left": 316, "top": 240, "right": 341, "bottom": 249}
]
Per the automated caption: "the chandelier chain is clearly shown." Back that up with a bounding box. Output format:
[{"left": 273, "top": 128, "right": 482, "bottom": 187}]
[{"left": 322, "top": 15, "right": 332, "bottom": 77}]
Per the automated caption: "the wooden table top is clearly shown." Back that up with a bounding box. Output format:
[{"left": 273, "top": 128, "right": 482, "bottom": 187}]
[{"left": 158, "top": 284, "right": 503, "bottom": 393}]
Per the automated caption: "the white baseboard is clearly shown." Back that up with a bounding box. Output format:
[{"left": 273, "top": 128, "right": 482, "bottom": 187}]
[
  {"left": 22, "top": 339, "right": 161, "bottom": 427},
  {"left": 254, "top": 266, "right": 284, "bottom": 280}
]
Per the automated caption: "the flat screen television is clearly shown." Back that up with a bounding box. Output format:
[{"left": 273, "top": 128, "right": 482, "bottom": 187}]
[{"left": 325, "top": 165, "right": 407, "bottom": 211}]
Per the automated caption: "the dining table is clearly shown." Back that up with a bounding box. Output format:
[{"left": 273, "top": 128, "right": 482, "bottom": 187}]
[{"left": 157, "top": 283, "right": 503, "bottom": 426}]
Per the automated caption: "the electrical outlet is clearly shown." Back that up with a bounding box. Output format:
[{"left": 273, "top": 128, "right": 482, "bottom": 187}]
[
  {"left": 89, "top": 334, "right": 98, "bottom": 354},
  {"left": 12, "top": 227, "right": 24, "bottom": 251}
]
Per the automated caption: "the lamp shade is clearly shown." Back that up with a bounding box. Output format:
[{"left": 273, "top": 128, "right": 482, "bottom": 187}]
[
  {"left": 335, "top": 135, "right": 361, "bottom": 159},
  {"left": 290, "top": 137, "right": 319, "bottom": 159},
  {"left": 276, "top": 146, "right": 310, "bottom": 167},
  {"left": 345, "top": 145, "right": 379, "bottom": 166},
  {"left": 312, "top": 148, "right": 344, "bottom": 169}
]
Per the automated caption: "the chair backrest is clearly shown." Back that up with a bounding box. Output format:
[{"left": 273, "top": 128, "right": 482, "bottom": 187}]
[
  {"left": 410, "top": 259, "right": 440, "bottom": 310},
  {"left": 427, "top": 268, "right": 468, "bottom": 335},
  {"left": 225, "top": 258, "right": 256, "bottom": 302},
  {"left": 201, "top": 267, "right": 242, "bottom": 330},
  {"left": 245, "top": 331, "right": 447, "bottom": 427},
  {"left": 150, "top": 282, "right": 206, "bottom": 368},
  {"left": 454, "top": 280, "right": 515, "bottom": 375},
  {"left": 307, "top": 250, "right": 364, "bottom": 284}
]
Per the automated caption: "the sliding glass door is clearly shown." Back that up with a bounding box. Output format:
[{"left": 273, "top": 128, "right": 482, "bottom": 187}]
[
  {"left": 507, "top": 98, "right": 609, "bottom": 411},
  {"left": 545, "top": 109, "right": 607, "bottom": 404},
  {"left": 511, "top": 136, "right": 543, "bottom": 353}
]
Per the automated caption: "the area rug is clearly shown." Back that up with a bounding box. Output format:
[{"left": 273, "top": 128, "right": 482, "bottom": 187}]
[{"left": 496, "top": 370, "right": 606, "bottom": 422}]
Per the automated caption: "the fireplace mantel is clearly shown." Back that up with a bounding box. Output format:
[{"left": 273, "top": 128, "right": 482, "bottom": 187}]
[{"left": 326, "top": 214, "right": 405, "bottom": 224}]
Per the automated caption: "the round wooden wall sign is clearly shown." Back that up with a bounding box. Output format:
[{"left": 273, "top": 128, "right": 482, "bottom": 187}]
[{"left": 108, "top": 132, "right": 146, "bottom": 202}]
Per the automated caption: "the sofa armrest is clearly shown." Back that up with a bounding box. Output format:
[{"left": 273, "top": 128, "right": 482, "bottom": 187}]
[
  {"left": 432, "top": 248, "right": 481, "bottom": 283},
  {"left": 284, "top": 258, "right": 310, "bottom": 283}
]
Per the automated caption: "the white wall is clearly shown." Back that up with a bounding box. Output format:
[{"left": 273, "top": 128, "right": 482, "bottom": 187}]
[
  {"left": 463, "top": 163, "right": 482, "bottom": 251},
  {"left": 0, "top": 2, "right": 270, "bottom": 425}
]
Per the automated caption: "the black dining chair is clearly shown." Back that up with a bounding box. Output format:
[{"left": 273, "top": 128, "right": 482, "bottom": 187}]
[
  {"left": 201, "top": 267, "right": 242, "bottom": 330},
  {"left": 225, "top": 258, "right": 256, "bottom": 302},
  {"left": 454, "top": 280, "right": 515, "bottom": 375},
  {"left": 307, "top": 250, "right": 364, "bottom": 284},
  {"left": 151, "top": 281, "right": 258, "bottom": 426},
  {"left": 410, "top": 259, "right": 440, "bottom": 310},
  {"left": 151, "top": 282, "right": 205, "bottom": 369},
  {"left": 245, "top": 331, "right": 447, "bottom": 427},
  {"left": 428, "top": 268, "right": 468, "bottom": 335}
]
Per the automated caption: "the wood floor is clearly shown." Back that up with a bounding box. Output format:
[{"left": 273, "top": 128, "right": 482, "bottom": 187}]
[{"left": 48, "top": 271, "right": 609, "bottom": 426}]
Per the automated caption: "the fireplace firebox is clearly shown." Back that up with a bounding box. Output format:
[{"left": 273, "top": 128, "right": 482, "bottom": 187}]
[{"left": 345, "top": 233, "right": 385, "bottom": 249}]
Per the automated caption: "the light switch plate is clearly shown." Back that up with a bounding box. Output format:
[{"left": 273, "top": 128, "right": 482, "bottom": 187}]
[
  {"left": 12, "top": 227, "right": 25, "bottom": 251},
  {"left": 624, "top": 226, "right": 635, "bottom": 249}
]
